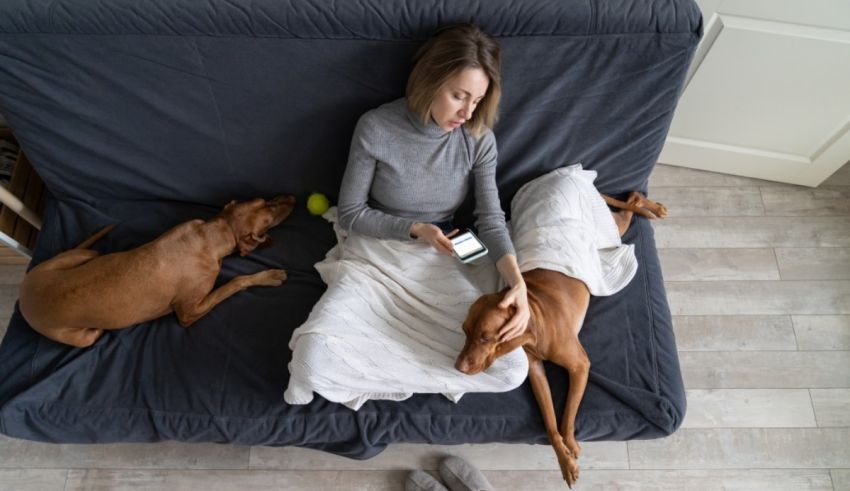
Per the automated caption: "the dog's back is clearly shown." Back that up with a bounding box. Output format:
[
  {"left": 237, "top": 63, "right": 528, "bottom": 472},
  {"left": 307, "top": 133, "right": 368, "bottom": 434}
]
[
  {"left": 19, "top": 196, "right": 296, "bottom": 348},
  {"left": 19, "top": 220, "right": 213, "bottom": 340}
]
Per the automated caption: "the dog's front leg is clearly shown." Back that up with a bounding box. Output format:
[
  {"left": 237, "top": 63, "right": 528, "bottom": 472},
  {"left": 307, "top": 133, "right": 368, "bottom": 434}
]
[
  {"left": 527, "top": 354, "right": 579, "bottom": 488},
  {"left": 553, "top": 338, "right": 590, "bottom": 461},
  {"left": 173, "top": 269, "right": 286, "bottom": 326}
]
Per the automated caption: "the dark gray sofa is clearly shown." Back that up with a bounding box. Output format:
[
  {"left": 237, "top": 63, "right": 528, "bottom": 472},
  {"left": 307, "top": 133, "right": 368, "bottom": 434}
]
[{"left": 0, "top": 0, "right": 700, "bottom": 458}]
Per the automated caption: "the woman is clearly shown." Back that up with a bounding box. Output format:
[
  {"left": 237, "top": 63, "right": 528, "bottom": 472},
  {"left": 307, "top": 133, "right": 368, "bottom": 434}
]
[
  {"left": 338, "top": 23, "right": 530, "bottom": 339},
  {"left": 285, "top": 24, "right": 529, "bottom": 410}
]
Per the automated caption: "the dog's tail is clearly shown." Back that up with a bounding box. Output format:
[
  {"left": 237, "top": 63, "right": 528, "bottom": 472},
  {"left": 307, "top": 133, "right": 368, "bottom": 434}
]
[{"left": 75, "top": 225, "right": 116, "bottom": 249}]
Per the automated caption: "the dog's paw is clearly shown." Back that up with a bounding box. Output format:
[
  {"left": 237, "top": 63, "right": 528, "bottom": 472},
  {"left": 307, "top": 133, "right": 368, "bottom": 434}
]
[
  {"left": 564, "top": 435, "right": 582, "bottom": 459},
  {"left": 255, "top": 269, "right": 287, "bottom": 286},
  {"left": 643, "top": 200, "right": 668, "bottom": 219},
  {"left": 553, "top": 438, "right": 580, "bottom": 488},
  {"left": 566, "top": 459, "right": 579, "bottom": 488}
]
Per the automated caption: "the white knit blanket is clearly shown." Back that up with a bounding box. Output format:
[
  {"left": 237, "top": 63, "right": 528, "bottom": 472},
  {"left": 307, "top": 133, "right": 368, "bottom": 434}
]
[
  {"left": 284, "top": 210, "right": 528, "bottom": 410},
  {"left": 512, "top": 164, "right": 637, "bottom": 296},
  {"left": 284, "top": 163, "right": 636, "bottom": 410}
]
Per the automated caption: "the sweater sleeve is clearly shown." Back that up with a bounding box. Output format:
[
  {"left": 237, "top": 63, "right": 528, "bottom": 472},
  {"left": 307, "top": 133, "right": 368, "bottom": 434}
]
[
  {"left": 470, "top": 130, "right": 515, "bottom": 261},
  {"left": 337, "top": 113, "right": 417, "bottom": 240}
]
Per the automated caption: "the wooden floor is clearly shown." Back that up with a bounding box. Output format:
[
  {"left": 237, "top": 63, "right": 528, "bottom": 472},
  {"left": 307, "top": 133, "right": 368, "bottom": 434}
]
[{"left": 0, "top": 162, "right": 848, "bottom": 490}]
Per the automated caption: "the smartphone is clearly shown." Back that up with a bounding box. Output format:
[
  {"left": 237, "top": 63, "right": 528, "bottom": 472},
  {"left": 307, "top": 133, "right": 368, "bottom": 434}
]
[{"left": 450, "top": 229, "right": 489, "bottom": 263}]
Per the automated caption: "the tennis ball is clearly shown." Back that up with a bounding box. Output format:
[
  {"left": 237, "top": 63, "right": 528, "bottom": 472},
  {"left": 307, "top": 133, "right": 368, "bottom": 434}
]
[{"left": 306, "top": 192, "right": 330, "bottom": 215}]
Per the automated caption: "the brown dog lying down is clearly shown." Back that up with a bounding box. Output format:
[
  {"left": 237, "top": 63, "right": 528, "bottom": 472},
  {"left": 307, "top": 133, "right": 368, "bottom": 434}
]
[
  {"left": 455, "top": 192, "right": 667, "bottom": 488},
  {"left": 19, "top": 196, "right": 296, "bottom": 348}
]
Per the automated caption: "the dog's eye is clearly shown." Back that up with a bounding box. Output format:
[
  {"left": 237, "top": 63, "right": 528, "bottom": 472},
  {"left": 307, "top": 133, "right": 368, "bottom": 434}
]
[{"left": 479, "top": 336, "right": 490, "bottom": 344}]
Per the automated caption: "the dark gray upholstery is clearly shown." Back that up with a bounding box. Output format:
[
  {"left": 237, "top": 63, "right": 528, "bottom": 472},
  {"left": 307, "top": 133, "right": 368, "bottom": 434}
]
[{"left": 0, "top": 0, "right": 700, "bottom": 458}]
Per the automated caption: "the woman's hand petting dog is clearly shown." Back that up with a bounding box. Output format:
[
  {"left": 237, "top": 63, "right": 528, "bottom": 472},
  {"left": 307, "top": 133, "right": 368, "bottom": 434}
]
[
  {"left": 498, "top": 281, "right": 530, "bottom": 341},
  {"left": 496, "top": 254, "right": 531, "bottom": 341}
]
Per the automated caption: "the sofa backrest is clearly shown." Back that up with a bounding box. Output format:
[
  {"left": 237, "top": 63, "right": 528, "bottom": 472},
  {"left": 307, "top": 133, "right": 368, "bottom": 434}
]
[{"left": 0, "top": 0, "right": 701, "bottom": 208}]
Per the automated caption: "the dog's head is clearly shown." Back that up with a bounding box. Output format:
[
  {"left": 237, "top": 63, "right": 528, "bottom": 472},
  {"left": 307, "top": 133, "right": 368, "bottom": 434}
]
[
  {"left": 221, "top": 195, "right": 296, "bottom": 256},
  {"left": 456, "top": 292, "right": 528, "bottom": 375}
]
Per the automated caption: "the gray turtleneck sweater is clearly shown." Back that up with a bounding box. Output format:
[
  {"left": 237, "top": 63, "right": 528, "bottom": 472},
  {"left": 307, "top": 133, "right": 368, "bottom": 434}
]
[{"left": 337, "top": 98, "right": 515, "bottom": 261}]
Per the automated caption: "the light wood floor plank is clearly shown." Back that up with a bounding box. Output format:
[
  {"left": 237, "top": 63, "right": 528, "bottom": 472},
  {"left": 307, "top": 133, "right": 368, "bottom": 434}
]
[
  {"left": 249, "top": 441, "right": 628, "bottom": 470},
  {"left": 652, "top": 217, "right": 850, "bottom": 248},
  {"left": 776, "top": 248, "right": 850, "bottom": 280},
  {"left": 0, "top": 264, "right": 26, "bottom": 285},
  {"left": 679, "top": 351, "right": 850, "bottom": 389},
  {"left": 833, "top": 469, "right": 850, "bottom": 491},
  {"left": 761, "top": 186, "right": 850, "bottom": 217},
  {"left": 0, "top": 248, "right": 29, "bottom": 266},
  {"left": 667, "top": 281, "right": 850, "bottom": 316},
  {"left": 822, "top": 161, "right": 850, "bottom": 186},
  {"left": 659, "top": 248, "right": 779, "bottom": 281},
  {"left": 649, "top": 164, "right": 778, "bottom": 188},
  {"left": 0, "top": 285, "right": 19, "bottom": 321},
  {"left": 0, "top": 469, "right": 67, "bottom": 491},
  {"left": 793, "top": 315, "right": 850, "bottom": 350},
  {"left": 681, "top": 389, "right": 816, "bottom": 428},
  {"left": 64, "top": 469, "right": 407, "bottom": 491},
  {"left": 0, "top": 436, "right": 249, "bottom": 470},
  {"left": 810, "top": 389, "right": 850, "bottom": 427},
  {"left": 673, "top": 315, "right": 796, "bottom": 351},
  {"left": 60, "top": 468, "right": 839, "bottom": 491},
  {"left": 648, "top": 187, "right": 765, "bottom": 217},
  {"left": 544, "top": 469, "right": 833, "bottom": 490},
  {"left": 628, "top": 428, "right": 850, "bottom": 469}
]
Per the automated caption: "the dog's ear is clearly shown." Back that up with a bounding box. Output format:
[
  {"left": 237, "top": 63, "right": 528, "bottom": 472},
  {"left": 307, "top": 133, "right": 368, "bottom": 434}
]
[
  {"left": 237, "top": 232, "right": 267, "bottom": 256},
  {"left": 496, "top": 330, "right": 532, "bottom": 356},
  {"left": 255, "top": 235, "right": 274, "bottom": 250}
]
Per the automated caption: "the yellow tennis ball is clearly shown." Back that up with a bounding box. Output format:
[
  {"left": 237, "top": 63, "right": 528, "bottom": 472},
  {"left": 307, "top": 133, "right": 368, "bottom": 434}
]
[{"left": 306, "top": 192, "right": 330, "bottom": 215}]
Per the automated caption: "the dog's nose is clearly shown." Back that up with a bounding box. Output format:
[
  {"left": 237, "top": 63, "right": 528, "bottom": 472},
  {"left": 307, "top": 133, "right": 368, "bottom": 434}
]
[
  {"left": 455, "top": 358, "right": 471, "bottom": 374},
  {"left": 271, "top": 195, "right": 296, "bottom": 206}
]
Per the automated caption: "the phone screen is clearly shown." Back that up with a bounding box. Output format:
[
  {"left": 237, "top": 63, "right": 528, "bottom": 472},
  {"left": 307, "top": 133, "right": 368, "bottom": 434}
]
[{"left": 451, "top": 230, "right": 488, "bottom": 262}]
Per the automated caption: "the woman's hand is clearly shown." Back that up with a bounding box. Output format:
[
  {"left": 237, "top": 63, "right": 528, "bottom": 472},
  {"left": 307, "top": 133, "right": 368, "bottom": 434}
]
[
  {"left": 410, "top": 222, "right": 459, "bottom": 255},
  {"left": 498, "top": 281, "right": 530, "bottom": 341},
  {"left": 495, "top": 254, "right": 530, "bottom": 341}
]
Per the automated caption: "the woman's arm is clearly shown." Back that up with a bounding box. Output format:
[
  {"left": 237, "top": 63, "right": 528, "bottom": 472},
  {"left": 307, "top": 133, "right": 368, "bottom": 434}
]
[
  {"left": 469, "top": 130, "right": 529, "bottom": 339},
  {"left": 469, "top": 131, "right": 514, "bottom": 260},
  {"left": 337, "top": 114, "right": 418, "bottom": 240},
  {"left": 496, "top": 254, "right": 530, "bottom": 341}
]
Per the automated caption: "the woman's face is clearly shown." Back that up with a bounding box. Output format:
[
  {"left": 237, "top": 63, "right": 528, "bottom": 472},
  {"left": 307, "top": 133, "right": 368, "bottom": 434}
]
[{"left": 430, "top": 67, "right": 489, "bottom": 133}]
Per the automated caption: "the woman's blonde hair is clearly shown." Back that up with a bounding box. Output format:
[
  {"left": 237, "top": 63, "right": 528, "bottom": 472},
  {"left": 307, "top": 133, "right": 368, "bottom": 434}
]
[{"left": 406, "top": 24, "right": 501, "bottom": 138}]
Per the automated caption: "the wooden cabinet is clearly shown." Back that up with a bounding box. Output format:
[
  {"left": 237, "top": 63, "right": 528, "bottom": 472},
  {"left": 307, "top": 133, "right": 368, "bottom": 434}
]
[{"left": 0, "top": 128, "right": 45, "bottom": 261}]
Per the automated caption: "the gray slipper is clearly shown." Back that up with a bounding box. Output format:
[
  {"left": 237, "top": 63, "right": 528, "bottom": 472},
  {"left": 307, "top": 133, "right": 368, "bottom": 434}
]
[
  {"left": 405, "top": 470, "right": 450, "bottom": 491},
  {"left": 438, "top": 456, "right": 495, "bottom": 491}
]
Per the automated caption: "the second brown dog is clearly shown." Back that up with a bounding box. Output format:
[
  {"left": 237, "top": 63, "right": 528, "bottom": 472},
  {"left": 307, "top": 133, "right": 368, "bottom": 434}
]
[
  {"left": 19, "top": 196, "right": 296, "bottom": 348},
  {"left": 455, "top": 192, "right": 667, "bottom": 488}
]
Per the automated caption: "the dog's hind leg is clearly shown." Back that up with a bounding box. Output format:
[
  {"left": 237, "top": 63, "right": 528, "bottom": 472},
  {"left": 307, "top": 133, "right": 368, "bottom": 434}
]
[
  {"left": 51, "top": 326, "right": 105, "bottom": 349},
  {"left": 527, "top": 354, "right": 579, "bottom": 487},
  {"left": 611, "top": 209, "right": 634, "bottom": 237},
  {"left": 602, "top": 192, "right": 668, "bottom": 219}
]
